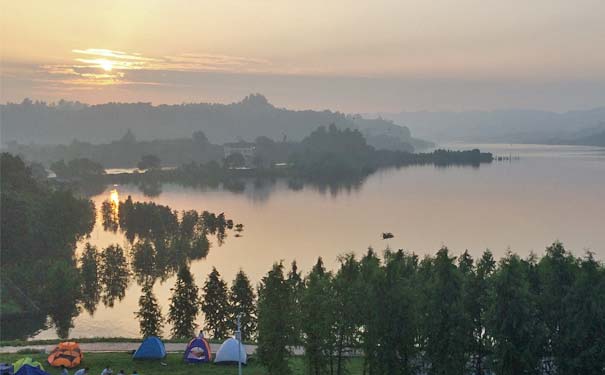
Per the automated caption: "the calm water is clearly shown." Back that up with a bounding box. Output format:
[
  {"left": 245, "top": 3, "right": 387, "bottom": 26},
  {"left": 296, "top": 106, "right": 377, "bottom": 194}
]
[{"left": 33, "top": 144, "right": 605, "bottom": 339}]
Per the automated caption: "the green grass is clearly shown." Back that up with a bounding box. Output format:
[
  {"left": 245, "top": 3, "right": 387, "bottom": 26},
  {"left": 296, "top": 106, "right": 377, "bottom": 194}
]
[{"left": 0, "top": 352, "right": 364, "bottom": 375}]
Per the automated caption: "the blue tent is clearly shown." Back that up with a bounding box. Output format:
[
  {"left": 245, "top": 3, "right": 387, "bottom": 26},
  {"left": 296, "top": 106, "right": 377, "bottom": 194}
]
[
  {"left": 133, "top": 337, "right": 166, "bottom": 360},
  {"left": 214, "top": 338, "right": 247, "bottom": 365},
  {"left": 14, "top": 365, "right": 51, "bottom": 375},
  {"left": 183, "top": 337, "right": 212, "bottom": 363}
]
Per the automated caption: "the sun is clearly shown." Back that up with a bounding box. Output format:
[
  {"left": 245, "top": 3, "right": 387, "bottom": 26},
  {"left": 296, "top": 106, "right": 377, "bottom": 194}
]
[{"left": 99, "top": 59, "right": 113, "bottom": 72}]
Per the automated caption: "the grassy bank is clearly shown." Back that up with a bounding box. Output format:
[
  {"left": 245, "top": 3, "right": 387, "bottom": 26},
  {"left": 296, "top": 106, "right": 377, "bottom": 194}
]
[{"left": 0, "top": 352, "right": 364, "bottom": 375}]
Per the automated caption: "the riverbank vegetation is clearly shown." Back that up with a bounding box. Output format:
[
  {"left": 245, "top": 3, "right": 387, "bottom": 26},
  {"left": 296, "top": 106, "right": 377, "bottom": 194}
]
[{"left": 4, "top": 125, "right": 492, "bottom": 198}]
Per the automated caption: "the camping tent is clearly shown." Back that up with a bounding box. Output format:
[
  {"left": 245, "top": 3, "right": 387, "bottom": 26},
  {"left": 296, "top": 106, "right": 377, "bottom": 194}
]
[
  {"left": 14, "top": 365, "right": 50, "bottom": 375},
  {"left": 132, "top": 337, "right": 166, "bottom": 360},
  {"left": 48, "top": 342, "right": 83, "bottom": 368},
  {"left": 183, "top": 337, "right": 212, "bottom": 363},
  {"left": 214, "top": 338, "right": 247, "bottom": 365},
  {"left": 12, "top": 359, "right": 44, "bottom": 373}
]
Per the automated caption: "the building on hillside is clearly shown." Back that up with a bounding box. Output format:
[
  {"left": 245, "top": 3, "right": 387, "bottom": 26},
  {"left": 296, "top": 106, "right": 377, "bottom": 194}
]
[{"left": 223, "top": 141, "right": 256, "bottom": 166}]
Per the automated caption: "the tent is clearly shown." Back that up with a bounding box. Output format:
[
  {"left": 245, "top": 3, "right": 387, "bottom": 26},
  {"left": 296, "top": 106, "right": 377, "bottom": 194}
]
[
  {"left": 132, "top": 337, "right": 166, "bottom": 360},
  {"left": 12, "top": 359, "right": 44, "bottom": 373},
  {"left": 14, "top": 366, "right": 50, "bottom": 375},
  {"left": 214, "top": 338, "right": 247, "bottom": 365},
  {"left": 183, "top": 337, "right": 212, "bottom": 363},
  {"left": 47, "top": 342, "right": 83, "bottom": 368}
]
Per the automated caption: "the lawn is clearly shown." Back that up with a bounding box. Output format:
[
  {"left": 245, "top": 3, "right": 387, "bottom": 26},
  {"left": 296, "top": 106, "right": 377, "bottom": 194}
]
[{"left": 0, "top": 352, "right": 364, "bottom": 375}]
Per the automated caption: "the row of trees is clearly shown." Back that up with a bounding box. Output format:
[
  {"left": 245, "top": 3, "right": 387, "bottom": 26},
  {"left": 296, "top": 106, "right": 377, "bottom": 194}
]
[
  {"left": 253, "top": 245, "right": 605, "bottom": 375},
  {"left": 132, "top": 242, "right": 604, "bottom": 374},
  {"left": 136, "top": 266, "right": 256, "bottom": 341}
]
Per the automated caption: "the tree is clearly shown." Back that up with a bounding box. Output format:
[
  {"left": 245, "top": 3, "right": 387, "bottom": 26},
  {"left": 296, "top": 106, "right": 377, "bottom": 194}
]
[
  {"left": 79, "top": 243, "right": 101, "bottom": 315},
  {"left": 468, "top": 250, "right": 497, "bottom": 374},
  {"left": 99, "top": 245, "right": 130, "bottom": 307},
  {"left": 332, "top": 254, "right": 361, "bottom": 375},
  {"left": 537, "top": 241, "right": 579, "bottom": 370},
  {"left": 257, "top": 263, "right": 294, "bottom": 375},
  {"left": 486, "top": 252, "right": 543, "bottom": 375},
  {"left": 301, "top": 258, "right": 335, "bottom": 375},
  {"left": 422, "top": 247, "right": 469, "bottom": 375},
  {"left": 558, "top": 252, "right": 605, "bottom": 374},
  {"left": 229, "top": 270, "right": 257, "bottom": 341},
  {"left": 287, "top": 260, "right": 304, "bottom": 346},
  {"left": 201, "top": 267, "right": 231, "bottom": 339},
  {"left": 358, "top": 248, "right": 383, "bottom": 374},
  {"left": 168, "top": 265, "right": 201, "bottom": 338},
  {"left": 376, "top": 250, "right": 420, "bottom": 375},
  {"left": 135, "top": 281, "right": 164, "bottom": 338},
  {"left": 224, "top": 152, "right": 246, "bottom": 168},
  {"left": 193, "top": 131, "right": 209, "bottom": 144},
  {"left": 137, "top": 154, "right": 161, "bottom": 171}
]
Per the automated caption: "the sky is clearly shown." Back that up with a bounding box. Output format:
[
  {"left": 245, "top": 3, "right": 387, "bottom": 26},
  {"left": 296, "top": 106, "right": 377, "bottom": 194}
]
[{"left": 1, "top": 0, "right": 605, "bottom": 112}]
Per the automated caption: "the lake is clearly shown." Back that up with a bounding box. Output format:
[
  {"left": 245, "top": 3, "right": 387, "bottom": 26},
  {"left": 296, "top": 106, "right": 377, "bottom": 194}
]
[{"left": 32, "top": 144, "right": 605, "bottom": 340}]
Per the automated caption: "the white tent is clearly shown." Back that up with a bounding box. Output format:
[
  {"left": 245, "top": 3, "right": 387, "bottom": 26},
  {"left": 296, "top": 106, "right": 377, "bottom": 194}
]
[{"left": 214, "top": 337, "right": 247, "bottom": 365}]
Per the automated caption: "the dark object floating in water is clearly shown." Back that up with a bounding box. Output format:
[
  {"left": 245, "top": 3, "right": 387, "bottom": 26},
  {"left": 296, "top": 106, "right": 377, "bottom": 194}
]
[{"left": 382, "top": 232, "right": 394, "bottom": 239}]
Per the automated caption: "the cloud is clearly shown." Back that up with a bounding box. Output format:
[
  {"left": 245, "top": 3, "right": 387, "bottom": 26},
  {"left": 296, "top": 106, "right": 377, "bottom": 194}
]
[{"left": 32, "top": 49, "right": 274, "bottom": 88}]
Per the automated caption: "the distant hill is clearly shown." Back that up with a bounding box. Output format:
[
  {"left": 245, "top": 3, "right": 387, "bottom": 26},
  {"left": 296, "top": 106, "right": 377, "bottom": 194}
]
[
  {"left": 0, "top": 95, "right": 431, "bottom": 152},
  {"left": 372, "top": 107, "right": 605, "bottom": 146}
]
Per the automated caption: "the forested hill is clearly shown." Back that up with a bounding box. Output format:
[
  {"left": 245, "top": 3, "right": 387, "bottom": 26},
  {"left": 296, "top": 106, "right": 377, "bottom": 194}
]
[{"left": 0, "top": 95, "right": 431, "bottom": 151}]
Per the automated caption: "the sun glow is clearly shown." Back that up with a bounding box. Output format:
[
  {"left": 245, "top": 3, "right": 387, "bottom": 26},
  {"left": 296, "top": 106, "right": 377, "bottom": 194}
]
[
  {"left": 109, "top": 188, "right": 120, "bottom": 219},
  {"left": 99, "top": 59, "right": 113, "bottom": 71}
]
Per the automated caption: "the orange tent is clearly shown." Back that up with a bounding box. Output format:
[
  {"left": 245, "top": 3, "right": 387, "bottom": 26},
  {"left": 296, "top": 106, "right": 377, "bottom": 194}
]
[{"left": 47, "top": 342, "right": 83, "bottom": 368}]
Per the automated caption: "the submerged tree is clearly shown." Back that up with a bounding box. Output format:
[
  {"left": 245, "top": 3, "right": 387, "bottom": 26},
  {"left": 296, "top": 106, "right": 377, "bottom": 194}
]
[
  {"left": 79, "top": 243, "right": 101, "bottom": 315},
  {"left": 168, "top": 265, "right": 200, "bottom": 339},
  {"left": 99, "top": 244, "right": 130, "bottom": 307},
  {"left": 229, "top": 270, "right": 257, "bottom": 341},
  {"left": 135, "top": 281, "right": 164, "bottom": 338},
  {"left": 201, "top": 267, "right": 231, "bottom": 340},
  {"left": 257, "top": 262, "right": 295, "bottom": 375}
]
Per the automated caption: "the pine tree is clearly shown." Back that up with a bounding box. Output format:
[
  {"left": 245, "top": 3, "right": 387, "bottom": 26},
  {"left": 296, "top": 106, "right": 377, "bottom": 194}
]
[
  {"left": 201, "top": 267, "right": 231, "bottom": 339},
  {"left": 167, "top": 265, "right": 200, "bottom": 338},
  {"left": 229, "top": 270, "right": 257, "bottom": 341},
  {"left": 257, "top": 262, "right": 294, "bottom": 375},
  {"left": 287, "top": 260, "right": 304, "bottom": 346},
  {"left": 332, "top": 254, "right": 361, "bottom": 375},
  {"left": 486, "top": 252, "right": 543, "bottom": 375},
  {"left": 301, "top": 258, "right": 335, "bottom": 375},
  {"left": 423, "top": 247, "right": 469, "bottom": 375},
  {"left": 135, "top": 281, "right": 164, "bottom": 337},
  {"left": 377, "top": 249, "right": 420, "bottom": 375}
]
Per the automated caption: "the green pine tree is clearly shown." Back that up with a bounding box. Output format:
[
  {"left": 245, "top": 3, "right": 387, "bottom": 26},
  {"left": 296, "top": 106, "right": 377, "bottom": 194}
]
[
  {"left": 423, "top": 247, "right": 469, "bottom": 375},
  {"left": 486, "top": 252, "right": 543, "bottom": 375},
  {"left": 201, "top": 267, "right": 231, "bottom": 339},
  {"left": 135, "top": 281, "right": 164, "bottom": 337},
  {"left": 229, "top": 270, "right": 257, "bottom": 341},
  {"left": 257, "top": 262, "right": 294, "bottom": 375},
  {"left": 301, "top": 257, "right": 336, "bottom": 375},
  {"left": 167, "top": 265, "right": 200, "bottom": 338}
]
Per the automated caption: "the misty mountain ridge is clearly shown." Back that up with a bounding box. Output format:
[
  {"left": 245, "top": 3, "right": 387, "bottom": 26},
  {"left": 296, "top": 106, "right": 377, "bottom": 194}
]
[
  {"left": 0, "top": 94, "right": 430, "bottom": 152},
  {"left": 372, "top": 107, "right": 605, "bottom": 146}
]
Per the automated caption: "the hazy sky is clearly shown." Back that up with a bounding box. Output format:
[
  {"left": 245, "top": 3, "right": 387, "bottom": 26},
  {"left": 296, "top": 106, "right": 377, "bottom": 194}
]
[{"left": 1, "top": 0, "right": 604, "bottom": 112}]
